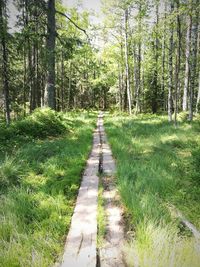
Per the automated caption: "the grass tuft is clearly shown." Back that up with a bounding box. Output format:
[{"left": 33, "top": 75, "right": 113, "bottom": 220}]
[{"left": 105, "top": 113, "right": 200, "bottom": 266}]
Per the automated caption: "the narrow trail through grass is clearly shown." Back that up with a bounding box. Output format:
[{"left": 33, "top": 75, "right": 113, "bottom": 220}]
[
  {"left": 105, "top": 113, "right": 200, "bottom": 267},
  {"left": 1, "top": 110, "right": 200, "bottom": 266}
]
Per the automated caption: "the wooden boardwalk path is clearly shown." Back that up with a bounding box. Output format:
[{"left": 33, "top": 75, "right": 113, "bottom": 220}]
[{"left": 60, "top": 113, "right": 125, "bottom": 267}]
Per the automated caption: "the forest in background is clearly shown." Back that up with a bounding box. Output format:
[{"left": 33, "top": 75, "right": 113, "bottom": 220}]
[
  {"left": 1, "top": 1, "right": 200, "bottom": 266},
  {"left": 0, "top": 0, "right": 200, "bottom": 125}
]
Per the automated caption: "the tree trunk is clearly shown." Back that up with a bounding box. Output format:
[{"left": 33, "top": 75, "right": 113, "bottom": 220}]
[
  {"left": 152, "top": 2, "right": 159, "bottom": 114},
  {"left": 135, "top": 39, "right": 141, "bottom": 114},
  {"left": 124, "top": 9, "right": 132, "bottom": 115},
  {"left": 141, "top": 55, "right": 145, "bottom": 112},
  {"left": 161, "top": 1, "right": 167, "bottom": 111},
  {"left": 182, "top": 13, "right": 192, "bottom": 111},
  {"left": 68, "top": 61, "right": 72, "bottom": 109},
  {"left": 61, "top": 51, "right": 65, "bottom": 111},
  {"left": 118, "top": 67, "right": 123, "bottom": 111},
  {"left": 23, "top": 46, "right": 27, "bottom": 117},
  {"left": 195, "top": 16, "right": 200, "bottom": 113},
  {"left": 135, "top": 3, "right": 142, "bottom": 114},
  {"left": 174, "top": 0, "right": 181, "bottom": 126},
  {"left": 0, "top": 0, "right": 10, "bottom": 124},
  {"left": 168, "top": 1, "right": 174, "bottom": 122},
  {"left": 196, "top": 72, "right": 200, "bottom": 113},
  {"left": 56, "top": 57, "right": 60, "bottom": 111},
  {"left": 189, "top": 0, "right": 199, "bottom": 121},
  {"left": 30, "top": 44, "right": 36, "bottom": 111},
  {"left": 44, "top": 0, "right": 56, "bottom": 109},
  {"left": 36, "top": 40, "right": 41, "bottom": 108}
]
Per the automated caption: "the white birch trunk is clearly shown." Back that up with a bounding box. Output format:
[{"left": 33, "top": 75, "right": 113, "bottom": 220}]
[
  {"left": 182, "top": 14, "right": 192, "bottom": 111},
  {"left": 124, "top": 9, "right": 132, "bottom": 115}
]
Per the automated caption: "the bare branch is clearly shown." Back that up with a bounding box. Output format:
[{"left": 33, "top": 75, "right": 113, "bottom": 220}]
[{"left": 55, "top": 10, "right": 89, "bottom": 40}]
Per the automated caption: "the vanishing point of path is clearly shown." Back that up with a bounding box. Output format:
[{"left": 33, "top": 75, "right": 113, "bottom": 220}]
[{"left": 60, "top": 113, "right": 125, "bottom": 267}]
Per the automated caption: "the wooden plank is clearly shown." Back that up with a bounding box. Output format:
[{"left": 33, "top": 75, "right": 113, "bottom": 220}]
[
  {"left": 100, "top": 181, "right": 125, "bottom": 267},
  {"left": 60, "top": 119, "right": 101, "bottom": 267},
  {"left": 99, "top": 116, "right": 116, "bottom": 176}
]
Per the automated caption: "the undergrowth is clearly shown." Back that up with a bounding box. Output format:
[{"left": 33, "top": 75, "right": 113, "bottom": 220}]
[
  {"left": 105, "top": 113, "right": 200, "bottom": 267},
  {"left": 0, "top": 108, "right": 96, "bottom": 266}
]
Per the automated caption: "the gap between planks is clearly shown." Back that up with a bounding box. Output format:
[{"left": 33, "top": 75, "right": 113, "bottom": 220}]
[{"left": 99, "top": 113, "right": 125, "bottom": 267}]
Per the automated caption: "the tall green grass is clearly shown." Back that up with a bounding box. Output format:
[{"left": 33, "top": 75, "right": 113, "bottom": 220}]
[
  {"left": 105, "top": 113, "right": 200, "bottom": 266},
  {"left": 0, "top": 109, "right": 96, "bottom": 266}
]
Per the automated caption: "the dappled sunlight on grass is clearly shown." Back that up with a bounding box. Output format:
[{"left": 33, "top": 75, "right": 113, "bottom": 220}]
[
  {"left": 124, "top": 221, "right": 200, "bottom": 267},
  {"left": 0, "top": 109, "right": 96, "bottom": 266},
  {"left": 105, "top": 113, "right": 200, "bottom": 266}
]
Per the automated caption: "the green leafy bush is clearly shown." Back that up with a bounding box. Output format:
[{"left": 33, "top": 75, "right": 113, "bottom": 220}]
[
  {"left": 0, "top": 108, "right": 67, "bottom": 146},
  {"left": 14, "top": 108, "right": 66, "bottom": 138}
]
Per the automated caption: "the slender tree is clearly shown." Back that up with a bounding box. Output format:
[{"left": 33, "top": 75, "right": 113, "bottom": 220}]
[
  {"left": 182, "top": 8, "right": 192, "bottom": 112},
  {"left": 44, "top": 0, "right": 56, "bottom": 109},
  {"left": 189, "top": 0, "right": 199, "bottom": 121},
  {"left": 161, "top": 1, "right": 167, "bottom": 111},
  {"left": 168, "top": 1, "right": 174, "bottom": 122},
  {"left": 196, "top": 72, "right": 200, "bottom": 113},
  {"left": 0, "top": 0, "right": 10, "bottom": 124},
  {"left": 152, "top": 0, "right": 159, "bottom": 114},
  {"left": 124, "top": 8, "right": 132, "bottom": 115},
  {"left": 135, "top": 2, "right": 142, "bottom": 114},
  {"left": 174, "top": 0, "right": 181, "bottom": 126}
]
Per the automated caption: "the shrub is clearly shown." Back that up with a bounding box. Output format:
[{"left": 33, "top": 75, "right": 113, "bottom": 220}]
[
  {"left": 14, "top": 108, "right": 66, "bottom": 138},
  {"left": 0, "top": 109, "right": 67, "bottom": 152},
  {"left": 178, "top": 112, "right": 189, "bottom": 122}
]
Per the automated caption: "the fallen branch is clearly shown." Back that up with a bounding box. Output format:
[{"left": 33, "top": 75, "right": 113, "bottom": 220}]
[{"left": 168, "top": 204, "right": 200, "bottom": 241}]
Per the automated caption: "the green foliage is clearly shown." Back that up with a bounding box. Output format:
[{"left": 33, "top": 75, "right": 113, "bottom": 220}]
[
  {"left": 178, "top": 111, "right": 189, "bottom": 122},
  {"left": 0, "top": 111, "right": 96, "bottom": 266},
  {"left": 105, "top": 114, "right": 200, "bottom": 266},
  {"left": 14, "top": 108, "right": 66, "bottom": 138},
  {"left": 0, "top": 108, "right": 67, "bottom": 157}
]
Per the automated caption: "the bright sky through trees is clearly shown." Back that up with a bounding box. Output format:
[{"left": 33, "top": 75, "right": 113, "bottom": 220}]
[
  {"left": 65, "top": 0, "right": 101, "bottom": 12},
  {"left": 8, "top": 0, "right": 102, "bottom": 31}
]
